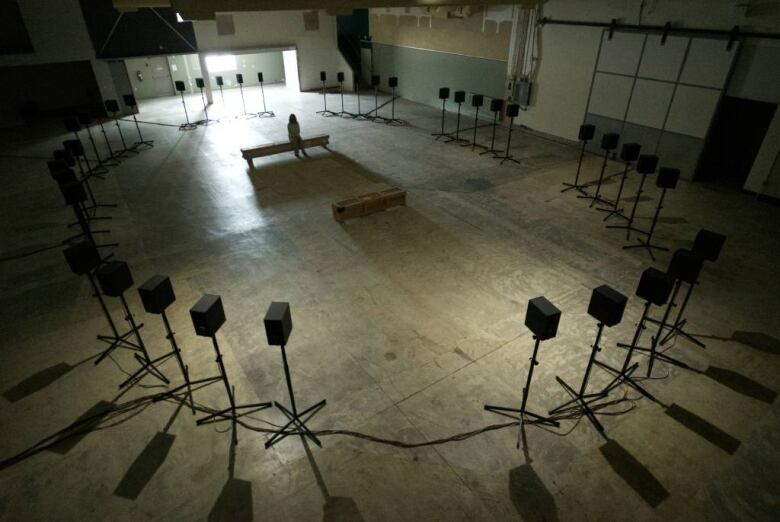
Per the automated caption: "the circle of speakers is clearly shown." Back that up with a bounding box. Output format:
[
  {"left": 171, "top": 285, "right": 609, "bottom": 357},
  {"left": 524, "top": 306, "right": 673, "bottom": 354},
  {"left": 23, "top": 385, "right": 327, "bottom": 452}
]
[
  {"left": 438, "top": 87, "right": 450, "bottom": 100},
  {"left": 320, "top": 71, "right": 326, "bottom": 82},
  {"left": 216, "top": 76, "right": 224, "bottom": 87},
  {"left": 258, "top": 72, "right": 264, "bottom": 83},
  {"left": 490, "top": 98, "right": 504, "bottom": 112},
  {"left": 506, "top": 103, "right": 519, "bottom": 118},
  {"left": 620, "top": 143, "right": 641, "bottom": 163},
  {"left": 389, "top": 77, "right": 398, "bottom": 88},
  {"left": 195, "top": 78, "right": 205, "bottom": 89},
  {"left": 636, "top": 154, "right": 659, "bottom": 174},
  {"left": 236, "top": 74, "right": 244, "bottom": 84},
  {"left": 579, "top": 124, "right": 595, "bottom": 141},
  {"left": 454, "top": 90, "right": 465, "bottom": 104},
  {"left": 657, "top": 167, "right": 679, "bottom": 189},
  {"left": 471, "top": 94, "right": 484, "bottom": 107},
  {"left": 175, "top": 81, "right": 186, "bottom": 92},
  {"left": 601, "top": 132, "right": 619, "bottom": 150}
]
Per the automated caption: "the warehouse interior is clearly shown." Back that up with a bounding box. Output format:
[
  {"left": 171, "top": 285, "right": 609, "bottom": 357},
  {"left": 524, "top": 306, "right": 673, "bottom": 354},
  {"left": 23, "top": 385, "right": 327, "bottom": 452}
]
[{"left": 0, "top": 0, "right": 779, "bottom": 520}]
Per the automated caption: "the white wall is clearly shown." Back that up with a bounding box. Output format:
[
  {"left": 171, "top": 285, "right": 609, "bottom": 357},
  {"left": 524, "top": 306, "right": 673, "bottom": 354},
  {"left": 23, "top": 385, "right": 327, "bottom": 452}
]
[
  {"left": 519, "top": 0, "right": 780, "bottom": 191},
  {"left": 0, "top": 0, "right": 118, "bottom": 106},
  {"left": 191, "top": 10, "right": 353, "bottom": 92}
]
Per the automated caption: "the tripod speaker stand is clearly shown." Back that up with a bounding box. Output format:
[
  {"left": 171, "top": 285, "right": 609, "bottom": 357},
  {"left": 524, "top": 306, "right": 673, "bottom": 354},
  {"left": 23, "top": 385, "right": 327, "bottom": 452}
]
[
  {"left": 624, "top": 167, "right": 678, "bottom": 260},
  {"left": 255, "top": 72, "right": 275, "bottom": 117},
  {"left": 607, "top": 154, "right": 658, "bottom": 239},
  {"left": 497, "top": 103, "right": 521, "bottom": 165},
  {"left": 598, "top": 142, "right": 640, "bottom": 222},
  {"left": 81, "top": 113, "right": 119, "bottom": 168},
  {"left": 549, "top": 285, "right": 628, "bottom": 435},
  {"left": 64, "top": 117, "right": 108, "bottom": 176},
  {"left": 263, "top": 302, "right": 327, "bottom": 449},
  {"left": 650, "top": 231, "right": 725, "bottom": 349},
  {"left": 600, "top": 268, "right": 674, "bottom": 404},
  {"left": 622, "top": 249, "right": 703, "bottom": 377},
  {"left": 431, "top": 87, "right": 450, "bottom": 139},
  {"left": 122, "top": 94, "right": 154, "bottom": 150},
  {"left": 366, "top": 74, "right": 382, "bottom": 121},
  {"left": 192, "top": 295, "right": 272, "bottom": 446},
  {"left": 316, "top": 71, "right": 338, "bottom": 117},
  {"left": 462, "top": 94, "right": 488, "bottom": 151},
  {"left": 235, "top": 74, "right": 256, "bottom": 119},
  {"left": 384, "top": 76, "right": 404, "bottom": 125},
  {"left": 57, "top": 174, "right": 116, "bottom": 248},
  {"left": 336, "top": 72, "right": 350, "bottom": 117},
  {"left": 215, "top": 75, "right": 226, "bottom": 107},
  {"left": 63, "top": 137, "right": 101, "bottom": 181},
  {"left": 194, "top": 78, "right": 217, "bottom": 125},
  {"left": 103, "top": 99, "right": 135, "bottom": 158},
  {"left": 485, "top": 297, "right": 561, "bottom": 447},
  {"left": 444, "top": 91, "right": 469, "bottom": 144},
  {"left": 175, "top": 81, "right": 198, "bottom": 130},
  {"left": 480, "top": 98, "right": 504, "bottom": 155},
  {"left": 577, "top": 132, "right": 619, "bottom": 208},
  {"left": 561, "top": 124, "right": 594, "bottom": 195}
]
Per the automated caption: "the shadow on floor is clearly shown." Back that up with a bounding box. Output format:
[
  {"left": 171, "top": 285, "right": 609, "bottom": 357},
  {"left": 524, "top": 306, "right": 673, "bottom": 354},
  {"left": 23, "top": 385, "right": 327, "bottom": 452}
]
[
  {"left": 599, "top": 439, "right": 669, "bottom": 508},
  {"left": 209, "top": 424, "right": 254, "bottom": 522},
  {"left": 2, "top": 362, "right": 74, "bottom": 403},
  {"left": 704, "top": 366, "right": 777, "bottom": 403},
  {"left": 302, "top": 437, "right": 364, "bottom": 522},
  {"left": 731, "top": 331, "right": 780, "bottom": 355},
  {"left": 508, "top": 465, "right": 559, "bottom": 521},
  {"left": 47, "top": 400, "right": 115, "bottom": 455},
  {"left": 114, "top": 401, "right": 183, "bottom": 500},
  {"left": 665, "top": 403, "right": 741, "bottom": 454}
]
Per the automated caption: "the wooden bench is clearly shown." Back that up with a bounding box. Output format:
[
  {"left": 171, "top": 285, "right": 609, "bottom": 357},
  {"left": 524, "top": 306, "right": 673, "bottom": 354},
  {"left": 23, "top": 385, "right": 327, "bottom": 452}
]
[
  {"left": 241, "top": 134, "right": 330, "bottom": 168},
  {"left": 332, "top": 187, "right": 407, "bottom": 222}
]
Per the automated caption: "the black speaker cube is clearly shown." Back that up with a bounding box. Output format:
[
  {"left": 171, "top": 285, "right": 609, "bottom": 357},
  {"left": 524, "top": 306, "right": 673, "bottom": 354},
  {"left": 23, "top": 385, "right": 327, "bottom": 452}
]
[
  {"left": 96, "top": 260, "right": 133, "bottom": 297},
  {"left": 236, "top": 74, "right": 243, "bottom": 84},
  {"left": 588, "top": 285, "right": 627, "bottom": 327},
  {"left": 693, "top": 229, "right": 726, "bottom": 262},
  {"left": 506, "top": 103, "right": 519, "bottom": 118},
  {"left": 257, "top": 72, "right": 264, "bottom": 83},
  {"left": 175, "top": 80, "right": 186, "bottom": 92},
  {"left": 472, "top": 94, "right": 484, "bottom": 108},
  {"left": 337, "top": 72, "right": 344, "bottom": 82},
  {"left": 371, "top": 75, "right": 380, "bottom": 86},
  {"left": 190, "top": 294, "right": 226, "bottom": 337},
  {"left": 60, "top": 180, "right": 86, "bottom": 205},
  {"left": 636, "top": 154, "right": 659, "bottom": 174},
  {"left": 490, "top": 98, "right": 504, "bottom": 112},
  {"left": 63, "top": 241, "right": 101, "bottom": 275},
  {"left": 54, "top": 168, "right": 77, "bottom": 185},
  {"left": 438, "top": 87, "right": 450, "bottom": 100},
  {"left": 138, "top": 275, "right": 175, "bottom": 314},
  {"left": 578, "top": 124, "right": 595, "bottom": 141},
  {"left": 454, "top": 90, "right": 465, "bottom": 103},
  {"left": 389, "top": 76, "right": 398, "bottom": 88},
  {"left": 524, "top": 296, "right": 561, "bottom": 340},
  {"left": 63, "top": 139, "right": 84, "bottom": 157},
  {"left": 48, "top": 159, "right": 68, "bottom": 175},
  {"left": 53, "top": 149, "right": 75, "bottom": 166},
  {"left": 657, "top": 167, "right": 679, "bottom": 189},
  {"left": 105, "top": 99, "right": 120, "bottom": 113},
  {"left": 264, "top": 301, "right": 293, "bottom": 346},
  {"left": 123, "top": 94, "right": 137, "bottom": 107},
  {"left": 620, "top": 143, "right": 641, "bottom": 162},
  {"left": 216, "top": 76, "right": 224, "bottom": 87},
  {"left": 636, "top": 267, "right": 674, "bottom": 306},
  {"left": 64, "top": 117, "right": 81, "bottom": 132},
  {"left": 668, "top": 249, "right": 703, "bottom": 284},
  {"left": 601, "top": 132, "right": 619, "bottom": 150},
  {"left": 320, "top": 71, "right": 326, "bottom": 82},
  {"left": 195, "top": 78, "right": 205, "bottom": 88}
]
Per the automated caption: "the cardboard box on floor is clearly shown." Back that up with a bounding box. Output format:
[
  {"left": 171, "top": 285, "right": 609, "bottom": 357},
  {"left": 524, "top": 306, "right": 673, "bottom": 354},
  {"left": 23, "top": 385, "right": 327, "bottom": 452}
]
[{"left": 332, "top": 186, "right": 406, "bottom": 222}]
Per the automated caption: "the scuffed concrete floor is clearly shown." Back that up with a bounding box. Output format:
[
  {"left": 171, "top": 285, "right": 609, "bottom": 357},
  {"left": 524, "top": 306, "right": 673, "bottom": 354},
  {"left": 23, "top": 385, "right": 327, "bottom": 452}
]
[{"left": 1, "top": 84, "right": 778, "bottom": 521}]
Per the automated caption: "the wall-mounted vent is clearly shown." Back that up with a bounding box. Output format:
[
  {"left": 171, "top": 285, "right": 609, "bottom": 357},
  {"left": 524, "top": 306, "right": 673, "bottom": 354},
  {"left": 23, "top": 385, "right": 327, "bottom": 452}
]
[
  {"left": 303, "top": 10, "right": 319, "bottom": 31},
  {"left": 215, "top": 14, "right": 235, "bottom": 36}
]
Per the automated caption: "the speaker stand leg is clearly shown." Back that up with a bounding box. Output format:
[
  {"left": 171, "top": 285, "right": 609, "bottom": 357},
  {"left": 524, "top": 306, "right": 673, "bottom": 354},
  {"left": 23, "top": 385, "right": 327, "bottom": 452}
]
[
  {"left": 480, "top": 112, "right": 504, "bottom": 155},
  {"left": 598, "top": 162, "right": 631, "bottom": 221},
  {"left": 623, "top": 188, "right": 669, "bottom": 260},
  {"left": 128, "top": 111, "right": 154, "bottom": 150},
  {"left": 561, "top": 141, "right": 590, "bottom": 195},
  {"left": 431, "top": 99, "right": 449, "bottom": 139},
  {"left": 577, "top": 149, "right": 613, "bottom": 208},
  {"left": 256, "top": 82, "right": 275, "bottom": 117}
]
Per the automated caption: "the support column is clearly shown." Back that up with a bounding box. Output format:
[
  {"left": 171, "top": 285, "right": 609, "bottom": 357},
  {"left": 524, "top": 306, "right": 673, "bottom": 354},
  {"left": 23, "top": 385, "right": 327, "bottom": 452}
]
[
  {"left": 505, "top": 5, "right": 529, "bottom": 101},
  {"left": 198, "top": 53, "right": 214, "bottom": 104}
]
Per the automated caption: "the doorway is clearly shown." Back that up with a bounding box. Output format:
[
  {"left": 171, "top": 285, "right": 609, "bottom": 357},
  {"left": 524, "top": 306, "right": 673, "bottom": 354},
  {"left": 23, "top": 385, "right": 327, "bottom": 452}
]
[
  {"left": 697, "top": 96, "right": 778, "bottom": 186},
  {"left": 282, "top": 49, "right": 300, "bottom": 92}
]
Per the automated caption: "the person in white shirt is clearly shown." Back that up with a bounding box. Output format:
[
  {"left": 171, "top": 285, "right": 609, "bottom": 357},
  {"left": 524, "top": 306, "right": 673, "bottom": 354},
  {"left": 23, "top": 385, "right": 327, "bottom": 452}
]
[{"left": 287, "top": 114, "right": 308, "bottom": 157}]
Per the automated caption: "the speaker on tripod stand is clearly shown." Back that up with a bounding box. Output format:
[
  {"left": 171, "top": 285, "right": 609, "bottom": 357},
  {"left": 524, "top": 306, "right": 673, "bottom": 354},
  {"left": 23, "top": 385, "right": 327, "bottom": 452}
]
[
  {"left": 255, "top": 72, "right": 275, "bottom": 117},
  {"left": 549, "top": 285, "right": 628, "bottom": 436},
  {"left": 463, "top": 94, "right": 487, "bottom": 151},
  {"left": 103, "top": 99, "right": 134, "bottom": 157},
  {"left": 497, "top": 103, "right": 521, "bottom": 165},
  {"left": 384, "top": 76, "right": 404, "bottom": 125},
  {"left": 561, "top": 124, "right": 595, "bottom": 195},
  {"left": 191, "top": 294, "right": 272, "bottom": 446},
  {"left": 578, "top": 132, "right": 619, "bottom": 207},
  {"left": 431, "top": 87, "right": 450, "bottom": 140},
  {"left": 316, "top": 71, "right": 338, "bottom": 117},
  {"left": 480, "top": 98, "right": 504, "bottom": 156},
  {"left": 368, "top": 74, "right": 382, "bottom": 121},
  {"left": 122, "top": 94, "right": 154, "bottom": 150},
  {"left": 215, "top": 75, "right": 226, "bottom": 107},
  {"left": 81, "top": 112, "right": 119, "bottom": 168},
  {"left": 484, "top": 296, "right": 561, "bottom": 449},
  {"left": 624, "top": 167, "right": 679, "bottom": 260},
  {"left": 235, "top": 73, "right": 255, "bottom": 119},
  {"left": 194, "top": 78, "right": 216, "bottom": 125},
  {"left": 175, "top": 81, "right": 197, "bottom": 130},
  {"left": 607, "top": 154, "right": 658, "bottom": 239},
  {"left": 336, "top": 72, "right": 349, "bottom": 117},
  {"left": 598, "top": 142, "right": 640, "bottom": 222},
  {"left": 64, "top": 117, "right": 108, "bottom": 175},
  {"left": 444, "top": 91, "right": 468, "bottom": 144}
]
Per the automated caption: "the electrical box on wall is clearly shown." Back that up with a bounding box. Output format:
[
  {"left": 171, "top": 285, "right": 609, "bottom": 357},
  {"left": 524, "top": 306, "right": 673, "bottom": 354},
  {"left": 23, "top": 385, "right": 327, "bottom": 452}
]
[{"left": 515, "top": 80, "right": 532, "bottom": 107}]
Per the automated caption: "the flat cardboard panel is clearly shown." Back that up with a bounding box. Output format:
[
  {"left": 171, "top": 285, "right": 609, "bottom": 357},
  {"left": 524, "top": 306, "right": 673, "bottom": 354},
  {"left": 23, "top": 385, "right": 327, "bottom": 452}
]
[
  {"left": 597, "top": 31, "right": 645, "bottom": 75},
  {"left": 679, "top": 37, "right": 738, "bottom": 88},
  {"left": 666, "top": 85, "right": 721, "bottom": 138},
  {"left": 638, "top": 35, "right": 688, "bottom": 82},
  {"left": 626, "top": 79, "right": 675, "bottom": 129},
  {"left": 588, "top": 72, "right": 633, "bottom": 120}
]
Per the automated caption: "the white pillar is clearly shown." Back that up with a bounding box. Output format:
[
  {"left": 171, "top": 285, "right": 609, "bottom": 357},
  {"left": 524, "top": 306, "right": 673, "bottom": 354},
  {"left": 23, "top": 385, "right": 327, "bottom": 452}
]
[{"left": 198, "top": 52, "right": 214, "bottom": 104}]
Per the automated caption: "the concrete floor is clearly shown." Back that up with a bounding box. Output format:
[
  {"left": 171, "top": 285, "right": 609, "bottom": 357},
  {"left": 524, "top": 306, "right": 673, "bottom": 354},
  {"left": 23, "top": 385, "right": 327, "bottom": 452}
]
[{"left": 1, "top": 84, "right": 779, "bottom": 521}]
